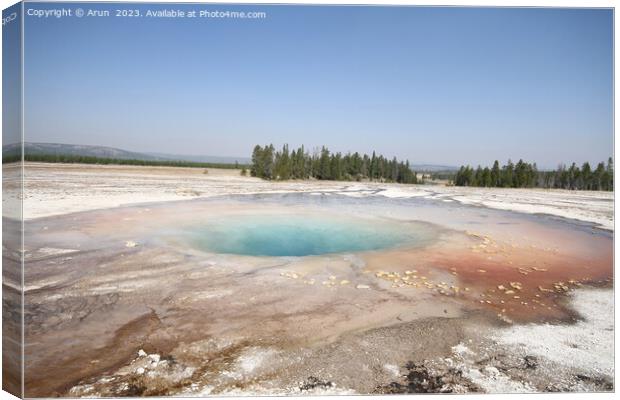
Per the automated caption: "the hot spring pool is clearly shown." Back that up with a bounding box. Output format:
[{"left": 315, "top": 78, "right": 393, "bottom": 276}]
[{"left": 185, "top": 214, "right": 435, "bottom": 257}]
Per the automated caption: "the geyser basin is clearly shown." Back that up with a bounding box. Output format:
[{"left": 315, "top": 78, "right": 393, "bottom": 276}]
[{"left": 187, "top": 214, "right": 435, "bottom": 257}]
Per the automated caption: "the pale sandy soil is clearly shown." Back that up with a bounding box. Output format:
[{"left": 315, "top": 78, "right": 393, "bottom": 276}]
[{"left": 11, "top": 163, "right": 614, "bottom": 230}]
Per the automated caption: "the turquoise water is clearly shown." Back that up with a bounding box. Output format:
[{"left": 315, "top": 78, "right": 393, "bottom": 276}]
[{"left": 188, "top": 215, "right": 433, "bottom": 257}]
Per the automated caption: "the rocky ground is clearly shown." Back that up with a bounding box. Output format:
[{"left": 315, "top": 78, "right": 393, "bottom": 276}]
[{"left": 66, "top": 290, "right": 614, "bottom": 396}]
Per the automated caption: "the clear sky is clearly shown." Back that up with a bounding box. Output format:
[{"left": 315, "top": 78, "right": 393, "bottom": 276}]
[{"left": 22, "top": 3, "right": 613, "bottom": 168}]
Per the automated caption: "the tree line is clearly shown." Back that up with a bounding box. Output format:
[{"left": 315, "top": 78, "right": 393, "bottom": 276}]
[
  {"left": 4, "top": 153, "right": 249, "bottom": 170},
  {"left": 250, "top": 144, "right": 418, "bottom": 184},
  {"left": 454, "top": 158, "right": 613, "bottom": 191}
]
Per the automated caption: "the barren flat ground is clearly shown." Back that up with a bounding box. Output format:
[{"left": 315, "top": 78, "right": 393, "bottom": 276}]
[
  {"left": 15, "top": 162, "right": 614, "bottom": 230},
  {"left": 4, "top": 163, "right": 614, "bottom": 396}
]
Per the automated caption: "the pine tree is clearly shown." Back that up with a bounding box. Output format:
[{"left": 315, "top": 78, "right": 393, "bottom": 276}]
[
  {"left": 491, "top": 160, "right": 500, "bottom": 186},
  {"left": 262, "top": 144, "right": 275, "bottom": 180},
  {"left": 318, "top": 147, "right": 331, "bottom": 180},
  {"left": 251, "top": 145, "right": 263, "bottom": 178}
]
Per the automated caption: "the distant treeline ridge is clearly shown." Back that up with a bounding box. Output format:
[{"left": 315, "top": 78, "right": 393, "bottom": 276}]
[
  {"left": 251, "top": 144, "right": 418, "bottom": 184},
  {"left": 3, "top": 153, "right": 249, "bottom": 170},
  {"left": 454, "top": 158, "right": 613, "bottom": 191}
]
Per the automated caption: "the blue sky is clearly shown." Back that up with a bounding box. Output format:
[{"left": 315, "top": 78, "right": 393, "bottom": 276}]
[{"left": 21, "top": 3, "right": 613, "bottom": 167}]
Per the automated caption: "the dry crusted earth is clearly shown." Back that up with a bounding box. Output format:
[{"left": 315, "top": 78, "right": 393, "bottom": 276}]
[{"left": 10, "top": 163, "right": 614, "bottom": 231}]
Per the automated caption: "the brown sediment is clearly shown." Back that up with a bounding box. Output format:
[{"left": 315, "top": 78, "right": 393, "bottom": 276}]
[
  {"left": 362, "top": 228, "right": 612, "bottom": 323},
  {"left": 2, "top": 214, "right": 24, "bottom": 397},
  {"left": 24, "top": 310, "right": 165, "bottom": 397},
  {"left": 2, "top": 283, "right": 23, "bottom": 397}
]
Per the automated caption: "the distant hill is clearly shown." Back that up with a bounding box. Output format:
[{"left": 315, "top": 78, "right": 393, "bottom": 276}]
[
  {"left": 3, "top": 143, "right": 247, "bottom": 165},
  {"left": 1, "top": 142, "right": 164, "bottom": 161},
  {"left": 145, "top": 152, "right": 251, "bottom": 165},
  {"left": 410, "top": 164, "right": 458, "bottom": 172}
]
